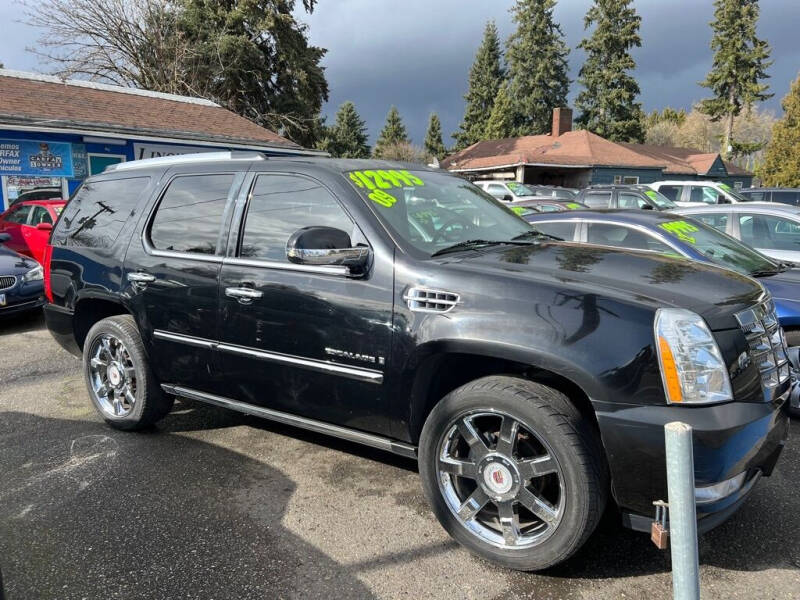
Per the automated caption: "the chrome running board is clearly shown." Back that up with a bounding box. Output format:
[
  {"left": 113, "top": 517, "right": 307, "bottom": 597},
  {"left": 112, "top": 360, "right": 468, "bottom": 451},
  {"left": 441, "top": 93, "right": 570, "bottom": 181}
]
[{"left": 161, "top": 384, "right": 417, "bottom": 459}]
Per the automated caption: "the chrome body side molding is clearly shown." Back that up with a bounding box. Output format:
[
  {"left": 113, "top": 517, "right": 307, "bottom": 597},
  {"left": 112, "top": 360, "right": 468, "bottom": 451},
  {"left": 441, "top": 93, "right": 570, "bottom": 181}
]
[
  {"left": 152, "top": 329, "right": 383, "bottom": 384},
  {"left": 161, "top": 384, "right": 417, "bottom": 459}
]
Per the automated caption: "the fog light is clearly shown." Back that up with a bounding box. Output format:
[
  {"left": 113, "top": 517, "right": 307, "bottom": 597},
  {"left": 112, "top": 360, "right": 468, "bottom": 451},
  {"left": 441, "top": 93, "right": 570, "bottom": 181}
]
[{"left": 695, "top": 472, "right": 747, "bottom": 504}]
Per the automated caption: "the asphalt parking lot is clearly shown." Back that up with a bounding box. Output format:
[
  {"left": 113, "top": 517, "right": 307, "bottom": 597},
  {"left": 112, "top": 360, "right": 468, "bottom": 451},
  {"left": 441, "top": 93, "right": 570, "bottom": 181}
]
[{"left": 1, "top": 313, "right": 799, "bottom": 600}]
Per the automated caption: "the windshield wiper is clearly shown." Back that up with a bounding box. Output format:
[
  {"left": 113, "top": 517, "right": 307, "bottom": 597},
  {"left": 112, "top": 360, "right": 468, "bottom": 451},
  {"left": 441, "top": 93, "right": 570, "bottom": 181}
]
[
  {"left": 512, "top": 230, "right": 563, "bottom": 242},
  {"left": 431, "top": 239, "right": 509, "bottom": 257},
  {"left": 749, "top": 268, "right": 780, "bottom": 278}
]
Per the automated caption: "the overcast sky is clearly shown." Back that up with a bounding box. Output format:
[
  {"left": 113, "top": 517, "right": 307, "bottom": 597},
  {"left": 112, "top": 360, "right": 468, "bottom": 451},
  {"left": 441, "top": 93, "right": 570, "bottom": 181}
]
[{"left": 3, "top": 0, "right": 799, "bottom": 146}]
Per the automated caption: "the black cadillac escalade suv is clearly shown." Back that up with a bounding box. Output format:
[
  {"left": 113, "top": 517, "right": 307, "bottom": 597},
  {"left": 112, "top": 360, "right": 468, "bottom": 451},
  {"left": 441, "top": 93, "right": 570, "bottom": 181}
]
[{"left": 43, "top": 153, "right": 790, "bottom": 571}]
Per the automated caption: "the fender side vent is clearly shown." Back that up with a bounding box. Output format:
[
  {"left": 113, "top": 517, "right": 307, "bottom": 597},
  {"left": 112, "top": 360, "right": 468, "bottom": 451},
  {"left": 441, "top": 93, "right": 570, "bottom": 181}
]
[{"left": 403, "top": 288, "right": 459, "bottom": 313}]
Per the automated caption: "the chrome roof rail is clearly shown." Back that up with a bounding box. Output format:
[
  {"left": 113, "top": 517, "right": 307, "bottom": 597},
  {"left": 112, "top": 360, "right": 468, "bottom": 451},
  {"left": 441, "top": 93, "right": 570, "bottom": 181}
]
[{"left": 105, "top": 151, "right": 267, "bottom": 172}]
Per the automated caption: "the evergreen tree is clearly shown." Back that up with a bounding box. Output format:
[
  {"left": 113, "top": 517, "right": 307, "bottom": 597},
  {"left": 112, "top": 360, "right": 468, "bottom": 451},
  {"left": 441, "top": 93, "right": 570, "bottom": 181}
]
[
  {"left": 758, "top": 74, "right": 800, "bottom": 187},
  {"left": 505, "top": 0, "right": 570, "bottom": 136},
  {"left": 424, "top": 113, "right": 447, "bottom": 158},
  {"left": 575, "top": 0, "right": 644, "bottom": 142},
  {"left": 373, "top": 106, "right": 409, "bottom": 158},
  {"left": 483, "top": 85, "right": 516, "bottom": 140},
  {"left": 699, "top": 0, "right": 773, "bottom": 158},
  {"left": 453, "top": 20, "right": 504, "bottom": 149},
  {"left": 318, "top": 101, "right": 370, "bottom": 158}
]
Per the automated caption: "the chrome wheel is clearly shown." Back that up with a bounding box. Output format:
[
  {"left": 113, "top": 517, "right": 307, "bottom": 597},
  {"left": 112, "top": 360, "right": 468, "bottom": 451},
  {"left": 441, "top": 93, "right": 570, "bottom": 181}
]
[
  {"left": 88, "top": 333, "right": 137, "bottom": 418},
  {"left": 437, "top": 411, "right": 565, "bottom": 549}
]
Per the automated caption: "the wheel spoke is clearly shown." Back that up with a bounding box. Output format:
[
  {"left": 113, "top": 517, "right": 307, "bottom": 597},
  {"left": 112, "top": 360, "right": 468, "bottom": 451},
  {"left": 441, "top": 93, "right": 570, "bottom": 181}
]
[
  {"left": 100, "top": 337, "right": 113, "bottom": 358},
  {"left": 496, "top": 415, "right": 519, "bottom": 457},
  {"left": 96, "top": 383, "right": 110, "bottom": 398},
  {"left": 517, "top": 455, "right": 558, "bottom": 480},
  {"left": 124, "top": 389, "right": 136, "bottom": 407},
  {"left": 457, "top": 417, "right": 490, "bottom": 460},
  {"left": 111, "top": 392, "right": 123, "bottom": 416},
  {"left": 498, "top": 501, "right": 520, "bottom": 546},
  {"left": 518, "top": 488, "right": 559, "bottom": 527},
  {"left": 439, "top": 456, "right": 478, "bottom": 479},
  {"left": 90, "top": 357, "right": 107, "bottom": 369},
  {"left": 457, "top": 487, "right": 490, "bottom": 521},
  {"left": 123, "top": 367, "right": 136, "bottom": 380}
]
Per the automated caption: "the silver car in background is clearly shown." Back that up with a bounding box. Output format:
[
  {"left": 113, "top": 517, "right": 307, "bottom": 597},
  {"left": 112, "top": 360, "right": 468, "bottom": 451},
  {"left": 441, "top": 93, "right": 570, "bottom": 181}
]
[{"left": 675, "top": 203, "right": 800, "bottom": 264}]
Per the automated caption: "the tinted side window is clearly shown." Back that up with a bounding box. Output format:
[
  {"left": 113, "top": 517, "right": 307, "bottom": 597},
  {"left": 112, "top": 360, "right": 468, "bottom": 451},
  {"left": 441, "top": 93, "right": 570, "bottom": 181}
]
[
  {"left": 239, "top": 174, "right": 355, "bottom": 262},
  {"left": 744, "top": 191, "right": 767, "bottom": 202},
  {"left": 149, "top": 174, "right": 234, "bottom": 255},
  {"left": 582, "top": 192, "right": 612, "bottom": 208},
  {"left": 693, "top": 213, "right": 728, "bottom": 232},
  {"left": 532, "top": 221, "right": 575, "bottom": 240},
  {"left": 772, "top": 191, "right": 800, "bottom": 206},
  {"left": 587, "top": 223, "right": 671, "bottom": 252},
  {"left": 658, "top": 186, "right": 681, "bottom": 202},
  {"left": 618, "top": 192, "right": 647, "bottom": 209},
  {"left": 487, "top": 184, "right": 507, "bottom": 198},
  {"left": 739, "top": 213, "right": 800, "bottom": 250},
  {"left": 29, "top": 205, "right": 52, "bottom": 225},
  {"left": 56, "top": 177, "right": 150, "bottom": 248},
  {"left": 4, "top": 205, "right": 31, "bottom": 224},
  {"left": 689, "top": 186, "right": 718, "bottom": 204}
]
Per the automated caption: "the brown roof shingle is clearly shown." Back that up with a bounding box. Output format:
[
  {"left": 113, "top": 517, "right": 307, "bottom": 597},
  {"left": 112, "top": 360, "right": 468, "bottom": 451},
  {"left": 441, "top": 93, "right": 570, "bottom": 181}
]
[{"left": 0, "top": 70, "right": 299, "bottom": 149}]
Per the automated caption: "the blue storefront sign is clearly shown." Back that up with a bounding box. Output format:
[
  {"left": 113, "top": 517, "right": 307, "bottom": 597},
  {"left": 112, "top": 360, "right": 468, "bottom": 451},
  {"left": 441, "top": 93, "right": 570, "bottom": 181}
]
[{"left": 0, "top": 138, "right": 74, "bottom": 177}]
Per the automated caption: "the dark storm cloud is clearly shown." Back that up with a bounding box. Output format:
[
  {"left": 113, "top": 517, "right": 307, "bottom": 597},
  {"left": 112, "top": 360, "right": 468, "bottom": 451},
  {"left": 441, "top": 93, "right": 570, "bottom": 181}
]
[
  {"left": 3, "top": 0, "right": 799, "bottom": 146},
  {"left": 301, "top": 0, "right": 800, "bottom": 146}
]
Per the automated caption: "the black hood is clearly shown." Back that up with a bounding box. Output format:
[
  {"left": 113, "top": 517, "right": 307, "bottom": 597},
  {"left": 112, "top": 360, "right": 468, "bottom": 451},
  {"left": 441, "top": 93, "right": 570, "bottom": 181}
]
[
  {"left": 0, "top": 246, "right": 39, "bottom": 276},
  {"left": 440, "top": 242, "right": 764, "bottom": 330}
]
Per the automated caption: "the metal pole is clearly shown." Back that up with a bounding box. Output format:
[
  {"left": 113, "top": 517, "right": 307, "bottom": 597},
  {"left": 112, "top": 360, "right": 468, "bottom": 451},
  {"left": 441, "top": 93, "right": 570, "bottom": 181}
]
[{"left": 665, "top": 421, "right": 700, "bottom": 600}]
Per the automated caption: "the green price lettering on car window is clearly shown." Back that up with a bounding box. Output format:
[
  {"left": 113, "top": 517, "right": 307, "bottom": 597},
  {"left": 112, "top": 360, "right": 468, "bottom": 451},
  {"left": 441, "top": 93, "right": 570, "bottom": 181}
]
[
  {"left": 349, "top": 170, "right": 423, "bottom": 207},
  {"left": 510, "top": 206, "right": 527, "bottom": 215},
  {"left": 645, "top": 190, "right": 658, "bottom": 200},
  {"left": 659, "top": 220, "right": 698, "bottom": 244},
  {"left": 566, "top": 203, "right": 582, "bottom": 209},
  {"left": 719, "top": 183, "right": 732, "bottom": 192}
]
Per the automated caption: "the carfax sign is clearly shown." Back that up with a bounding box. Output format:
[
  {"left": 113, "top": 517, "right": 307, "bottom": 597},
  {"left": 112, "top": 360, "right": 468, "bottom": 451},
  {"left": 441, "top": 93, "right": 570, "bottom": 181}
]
[{"left": 0, "top": 139, "right": 74, "bottom": 177}]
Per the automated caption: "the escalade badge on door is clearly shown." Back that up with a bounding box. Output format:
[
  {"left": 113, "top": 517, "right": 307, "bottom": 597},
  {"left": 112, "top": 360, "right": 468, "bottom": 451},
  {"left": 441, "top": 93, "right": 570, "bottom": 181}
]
[{"left": 325, "top": 347, "right": 385, "bottom": 366}]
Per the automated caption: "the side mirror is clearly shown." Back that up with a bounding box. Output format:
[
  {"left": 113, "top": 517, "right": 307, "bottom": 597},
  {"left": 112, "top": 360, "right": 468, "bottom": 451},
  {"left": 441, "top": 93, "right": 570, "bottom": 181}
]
[
  {"left": 718, "top": 194, "right": 731, "bottom": 204},
  {"left": 0, "top": 232, "right": 9, "bottom": 243},
  {"left": 502, "top": 194, "right": 514, "bottom": 202},
  {"left": 641, "top": 204, "right": 654, "bottom": 210},
  {"left": 286, "top": 226, "right": 370, "bottom": 275},
  {"left": 36, "top": 222, "right": 53, "bottom": 231}
]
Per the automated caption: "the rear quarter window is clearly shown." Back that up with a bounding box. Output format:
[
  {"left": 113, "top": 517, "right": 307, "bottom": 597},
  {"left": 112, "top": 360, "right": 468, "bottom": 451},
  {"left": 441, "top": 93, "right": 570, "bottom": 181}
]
[{"left": 54, "top": 177, "right": 150, "bottom": 248}]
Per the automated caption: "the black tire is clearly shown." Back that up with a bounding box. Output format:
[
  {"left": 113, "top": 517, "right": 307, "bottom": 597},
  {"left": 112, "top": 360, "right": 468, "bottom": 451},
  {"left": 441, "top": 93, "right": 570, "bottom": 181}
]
[
  {"left": 784, "top": 329, "right": 800, "bottom": 349},
  {"left": 82, "top": 314, "right": 174, "bottom": 430},
  {"left": 419, "top": 375, "right": 608, "bottom": 571}
]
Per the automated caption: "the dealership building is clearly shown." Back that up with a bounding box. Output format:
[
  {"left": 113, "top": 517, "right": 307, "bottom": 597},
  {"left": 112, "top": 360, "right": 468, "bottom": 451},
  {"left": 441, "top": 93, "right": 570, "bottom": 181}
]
[
  {"left": 0, "top": 69, "right": 319, "bottom": 210},
  {"left": 442, "top": 108, "right": 753, "bottom": 189}
]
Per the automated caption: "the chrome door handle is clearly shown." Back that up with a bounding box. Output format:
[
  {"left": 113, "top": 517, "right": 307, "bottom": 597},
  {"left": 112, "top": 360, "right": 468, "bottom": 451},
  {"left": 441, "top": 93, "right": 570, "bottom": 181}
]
[
  {"left": 225, "top": 287, "right": 263, "bottom": 304},
  {"left": 127, "top": 272, "right": 156, "bottom": 283}
]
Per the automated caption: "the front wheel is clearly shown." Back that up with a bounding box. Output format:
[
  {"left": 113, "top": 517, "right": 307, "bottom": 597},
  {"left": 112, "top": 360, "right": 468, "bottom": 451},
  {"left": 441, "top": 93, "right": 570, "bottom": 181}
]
[
  {"left": 419, "top": 376, "right": 608, "bottom": 571},
  {"left": 82, "top": 315, "right": 174, "bottom": 430}
]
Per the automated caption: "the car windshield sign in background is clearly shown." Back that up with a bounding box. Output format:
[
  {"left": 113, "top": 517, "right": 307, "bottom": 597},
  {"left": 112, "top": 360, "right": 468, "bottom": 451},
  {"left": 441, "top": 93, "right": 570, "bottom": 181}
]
[{"left": 0, "top": 139, "right": 75, "bottom": 178}]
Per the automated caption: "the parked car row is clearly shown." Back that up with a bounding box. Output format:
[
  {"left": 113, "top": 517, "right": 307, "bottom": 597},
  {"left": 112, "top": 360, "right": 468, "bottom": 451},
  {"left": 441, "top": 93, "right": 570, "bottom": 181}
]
[{"left": 34, "top": 152, "right": 793, "bottom": 574}]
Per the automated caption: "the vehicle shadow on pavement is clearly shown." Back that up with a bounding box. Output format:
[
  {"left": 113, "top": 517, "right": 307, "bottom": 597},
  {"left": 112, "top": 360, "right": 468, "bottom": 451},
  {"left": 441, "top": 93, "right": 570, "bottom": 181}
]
[
  {"left": 0, "top": 310, "right": 44, "bottom": 337},
  {"left": 0, "top": 411, "right": 379, "bottom": 600}
]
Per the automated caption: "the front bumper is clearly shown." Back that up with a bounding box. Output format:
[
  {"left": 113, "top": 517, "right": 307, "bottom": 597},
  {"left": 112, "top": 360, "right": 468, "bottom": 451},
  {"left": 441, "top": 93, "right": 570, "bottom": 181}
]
[
  {"left": 0, "top": 280, "right": 45, "bottom": 317},
  {"left": 595, "top": 390, "right": 790, "bottom": 532}
]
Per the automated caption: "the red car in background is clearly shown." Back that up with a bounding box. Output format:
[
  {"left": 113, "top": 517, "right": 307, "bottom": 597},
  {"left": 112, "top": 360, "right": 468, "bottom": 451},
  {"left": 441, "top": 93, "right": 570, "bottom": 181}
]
[{"left": 0, "top": 200, "right": 65, "bottom": 264}]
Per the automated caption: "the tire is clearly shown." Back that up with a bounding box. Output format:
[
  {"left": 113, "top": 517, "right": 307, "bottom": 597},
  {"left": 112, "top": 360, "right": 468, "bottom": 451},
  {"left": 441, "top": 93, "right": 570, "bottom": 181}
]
[
  {"left": 784, "top": 329, "right": 800, "bottom": 349},
  {"left": 419, "top": 375, "right": 608, "bottom": 571},
  {"left": 82, "top": 314, "right": 174, "bottom": 430}
]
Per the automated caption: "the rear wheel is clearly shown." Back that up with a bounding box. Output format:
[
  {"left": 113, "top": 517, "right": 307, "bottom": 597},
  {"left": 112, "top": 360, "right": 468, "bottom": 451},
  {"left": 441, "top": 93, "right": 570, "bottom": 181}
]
[
  {"left": 419, "top": 376, "right": 607, "bottom": 571},
  {"left": 83, "top": 315, "right": 173, "bottom": 430}
]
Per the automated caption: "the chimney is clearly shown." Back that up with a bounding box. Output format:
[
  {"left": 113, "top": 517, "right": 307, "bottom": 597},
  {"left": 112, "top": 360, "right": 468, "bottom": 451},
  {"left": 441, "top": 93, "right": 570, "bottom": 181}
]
[{"left": 552, "top": 107, "right": 572, "bottom": 137}]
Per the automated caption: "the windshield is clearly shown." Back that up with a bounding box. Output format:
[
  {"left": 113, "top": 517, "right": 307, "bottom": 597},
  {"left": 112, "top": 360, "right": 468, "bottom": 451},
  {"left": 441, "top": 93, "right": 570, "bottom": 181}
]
[
  {"left": 643, "top": 189, "right": 677, "bottom": 209},
  {"left": 505, "top": 182, "right": 537, "bottom": 197},
  {"left": 656, "top": 218, "right": 779, "bottom": 276},
  {"left": 347, "top": 169, "right": 537, "bottom": 256},
  {"left": 718, "top": 183, "right": 749, "bottom": 202}
]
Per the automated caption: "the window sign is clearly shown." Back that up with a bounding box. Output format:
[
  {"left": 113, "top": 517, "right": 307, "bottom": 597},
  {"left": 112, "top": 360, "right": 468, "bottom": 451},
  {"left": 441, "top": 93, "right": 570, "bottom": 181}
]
[
  {"left": 71, "top": 144, "right": 89, "bottom": 179},
  {"left": 0, "top": 139, "right": 74, "bottom": 177}
]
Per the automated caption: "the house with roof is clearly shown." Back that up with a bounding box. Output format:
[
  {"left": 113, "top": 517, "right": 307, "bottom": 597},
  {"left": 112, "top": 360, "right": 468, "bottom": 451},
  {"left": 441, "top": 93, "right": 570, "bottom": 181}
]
[
  {"left": 441, "top": 108, "right": 752, "bottom": 190},
  {"left": 0, "top": 69, "right": 321, "bottom": 210}
]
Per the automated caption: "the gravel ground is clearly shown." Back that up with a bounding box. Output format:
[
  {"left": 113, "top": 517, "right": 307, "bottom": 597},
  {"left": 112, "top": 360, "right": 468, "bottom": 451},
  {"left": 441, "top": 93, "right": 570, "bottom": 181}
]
[{"left": 0, "top": 312, "right": 798, "bottom": 599}]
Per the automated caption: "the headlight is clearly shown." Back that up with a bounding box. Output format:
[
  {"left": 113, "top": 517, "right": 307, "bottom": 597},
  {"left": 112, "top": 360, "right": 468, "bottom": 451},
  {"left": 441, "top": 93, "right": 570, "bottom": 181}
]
[
  {"left": 22, "top": 265, "right": 43, "bottom": 283},
  {"left": 654, "top": 308, "right": 732, "bottom": 404}
]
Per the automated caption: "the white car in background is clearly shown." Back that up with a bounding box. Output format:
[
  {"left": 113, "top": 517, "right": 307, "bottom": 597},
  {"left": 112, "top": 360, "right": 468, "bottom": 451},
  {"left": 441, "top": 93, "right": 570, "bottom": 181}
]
[{"left": 649, "top": 180, "right": 751, "bottom": 207}]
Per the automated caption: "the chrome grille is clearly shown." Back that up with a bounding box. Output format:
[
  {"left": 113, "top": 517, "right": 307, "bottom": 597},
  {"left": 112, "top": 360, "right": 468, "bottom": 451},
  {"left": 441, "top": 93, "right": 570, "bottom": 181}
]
[
  {"left": 0, "top": 276, "right": 16, "bottom": 291},
  {"left": 403, "top": 288, "right": 459, "bottom": 313},
  {"left": 735, "top": 299, "right": 790, "bottom": 390}
]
